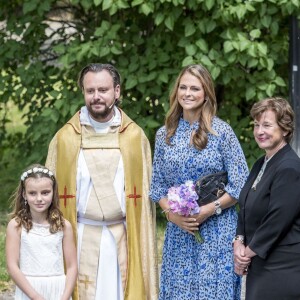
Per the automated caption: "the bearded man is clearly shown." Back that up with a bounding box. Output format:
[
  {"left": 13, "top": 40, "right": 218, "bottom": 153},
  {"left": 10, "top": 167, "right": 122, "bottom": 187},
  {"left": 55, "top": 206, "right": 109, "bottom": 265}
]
[{"left": 46, "top": 63, "right": 158, "bottom": 300}]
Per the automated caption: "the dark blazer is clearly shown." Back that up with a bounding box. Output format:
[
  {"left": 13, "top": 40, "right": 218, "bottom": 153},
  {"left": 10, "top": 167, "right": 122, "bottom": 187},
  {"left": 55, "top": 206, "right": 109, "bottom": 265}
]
[{"left": 237, "top": 144, "right": 300, "bottom": 259}]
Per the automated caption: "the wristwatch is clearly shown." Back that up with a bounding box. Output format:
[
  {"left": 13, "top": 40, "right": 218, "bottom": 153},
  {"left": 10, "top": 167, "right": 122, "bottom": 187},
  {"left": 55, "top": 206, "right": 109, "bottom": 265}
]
[
  {"left": 214, "top": 200, "right": 222, "bottom": 215},
  {"left": 232, "top": 235, "right": 244, "bottom": 244}
]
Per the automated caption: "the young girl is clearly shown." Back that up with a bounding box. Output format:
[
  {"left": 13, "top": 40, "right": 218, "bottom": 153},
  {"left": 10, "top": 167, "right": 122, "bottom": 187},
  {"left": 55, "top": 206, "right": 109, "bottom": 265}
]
[{"left": 6, "top": 164, "right": 77, "bottom": 300}]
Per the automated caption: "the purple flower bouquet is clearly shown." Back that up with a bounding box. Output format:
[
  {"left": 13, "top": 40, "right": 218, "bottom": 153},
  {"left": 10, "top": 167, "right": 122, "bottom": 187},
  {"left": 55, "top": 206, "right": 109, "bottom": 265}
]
[{"left": 167, "top": 180, "right": 204, "bottom": 243}]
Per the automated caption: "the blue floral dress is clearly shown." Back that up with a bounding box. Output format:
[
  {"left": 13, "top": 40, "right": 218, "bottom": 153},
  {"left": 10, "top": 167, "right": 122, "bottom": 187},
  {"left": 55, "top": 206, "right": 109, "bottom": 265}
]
[{"left": 150, "top": 117, "right": 249, "bottom": 300}]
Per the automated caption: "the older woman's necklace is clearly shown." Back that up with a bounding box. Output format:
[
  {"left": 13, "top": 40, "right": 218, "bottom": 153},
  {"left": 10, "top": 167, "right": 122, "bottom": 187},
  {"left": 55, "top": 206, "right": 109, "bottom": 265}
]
[{"left": 251, "top": 156, "right": 271, "bottom": 191}]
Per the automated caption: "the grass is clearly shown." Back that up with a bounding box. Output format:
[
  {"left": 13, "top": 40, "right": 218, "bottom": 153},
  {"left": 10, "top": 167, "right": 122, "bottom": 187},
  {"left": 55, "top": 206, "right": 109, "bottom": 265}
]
[
  {"left": 157, "top": 222, "right": 166, "bottom": 265},
  {"left": 0, "top": 101, "right": 25, "bottom": 294},
  {"left": 0, "top": 214, "right": 13, "bottom": 293},
  {"left": 0, "top": 101, "right": 27, "bottom": 212}
]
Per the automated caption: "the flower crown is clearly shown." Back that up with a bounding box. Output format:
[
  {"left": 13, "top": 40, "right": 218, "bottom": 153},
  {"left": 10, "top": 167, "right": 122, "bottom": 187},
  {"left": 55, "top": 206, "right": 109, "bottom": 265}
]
[{"left": 21, "top": 167, "right": 54, "bottom": 182}]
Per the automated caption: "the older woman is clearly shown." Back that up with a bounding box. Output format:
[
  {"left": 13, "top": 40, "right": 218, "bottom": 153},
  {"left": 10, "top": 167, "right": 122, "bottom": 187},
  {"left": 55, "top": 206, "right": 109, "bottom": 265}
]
[
  {"left": 234, "top": 97, "right": 300, "bottom": 300},
  {"left": 150, "top": 64, "right": 248, "bottom": 300}
]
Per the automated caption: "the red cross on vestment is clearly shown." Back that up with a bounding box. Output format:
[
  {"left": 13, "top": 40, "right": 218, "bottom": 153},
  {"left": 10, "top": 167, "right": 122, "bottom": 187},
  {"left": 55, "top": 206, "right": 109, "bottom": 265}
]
[
  {"left": 128, "top": 185, "right": 142, "bottom": 207},
  {"left": 59, "top": 185, "right": 75, "bottom": 208}
]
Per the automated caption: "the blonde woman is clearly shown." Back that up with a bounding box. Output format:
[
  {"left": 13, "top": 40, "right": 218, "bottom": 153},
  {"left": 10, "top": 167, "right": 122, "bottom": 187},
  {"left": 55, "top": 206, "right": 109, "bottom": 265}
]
[{"left": 150, "top": 64, "right": 248, "bottom": 300}]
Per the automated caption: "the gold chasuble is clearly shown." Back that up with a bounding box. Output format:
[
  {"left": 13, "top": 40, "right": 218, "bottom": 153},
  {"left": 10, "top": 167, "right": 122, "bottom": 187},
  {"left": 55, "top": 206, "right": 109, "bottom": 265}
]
[{"left": 46, "top": 109, "right": 159, "bottom": 300}]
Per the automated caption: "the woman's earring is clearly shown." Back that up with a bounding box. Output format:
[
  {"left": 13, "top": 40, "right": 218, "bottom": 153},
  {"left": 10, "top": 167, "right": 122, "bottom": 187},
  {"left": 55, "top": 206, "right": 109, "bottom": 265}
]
[{"left": 24, "top": 198, "right": 27, "bottom": 206}]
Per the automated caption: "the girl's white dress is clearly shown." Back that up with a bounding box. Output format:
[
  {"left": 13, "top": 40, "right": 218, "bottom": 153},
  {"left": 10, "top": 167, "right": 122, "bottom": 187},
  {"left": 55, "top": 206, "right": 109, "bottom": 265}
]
[{"left": 15, "top": 222, "right": 69, "bottom": 300}]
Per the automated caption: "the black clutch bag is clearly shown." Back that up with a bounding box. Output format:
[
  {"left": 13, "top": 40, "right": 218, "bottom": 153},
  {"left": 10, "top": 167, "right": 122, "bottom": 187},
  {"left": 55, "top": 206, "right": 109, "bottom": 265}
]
[{"left": 195, "top": 171, "right": 228, "bottom": 206}]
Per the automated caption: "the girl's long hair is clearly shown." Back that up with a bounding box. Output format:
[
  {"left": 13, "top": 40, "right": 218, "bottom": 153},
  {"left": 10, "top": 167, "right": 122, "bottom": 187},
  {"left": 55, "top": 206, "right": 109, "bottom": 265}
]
[
  {"left": 165, "top": 64, "right": 217, "bottom": 150},
  {"left": 10, "top": 164, "right": 64, "bottom": 233}
]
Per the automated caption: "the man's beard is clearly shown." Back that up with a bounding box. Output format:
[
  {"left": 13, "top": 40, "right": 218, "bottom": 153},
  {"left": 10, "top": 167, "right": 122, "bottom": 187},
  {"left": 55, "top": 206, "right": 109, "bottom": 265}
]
[{"left": 87, "top": 103, "right": 113, "bottom": 121}]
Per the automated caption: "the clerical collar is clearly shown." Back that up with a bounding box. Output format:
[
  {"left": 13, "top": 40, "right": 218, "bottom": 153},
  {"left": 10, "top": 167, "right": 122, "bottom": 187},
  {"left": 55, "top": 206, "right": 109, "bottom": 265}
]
[{"left": 80, "top": 106, "right": 121, "bottom": 130}]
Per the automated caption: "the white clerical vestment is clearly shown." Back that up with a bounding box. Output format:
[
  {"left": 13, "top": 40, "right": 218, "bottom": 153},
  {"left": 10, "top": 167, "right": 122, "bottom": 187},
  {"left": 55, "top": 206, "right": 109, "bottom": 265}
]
[{"left": 76, "top": 106, "right": 125, "bottom": 299}]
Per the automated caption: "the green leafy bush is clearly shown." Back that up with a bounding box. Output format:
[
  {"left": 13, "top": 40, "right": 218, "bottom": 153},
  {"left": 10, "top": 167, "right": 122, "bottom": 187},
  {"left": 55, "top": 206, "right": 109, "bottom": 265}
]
[{"left": 0, "top": 0, "right": 298, "bottom": 208}]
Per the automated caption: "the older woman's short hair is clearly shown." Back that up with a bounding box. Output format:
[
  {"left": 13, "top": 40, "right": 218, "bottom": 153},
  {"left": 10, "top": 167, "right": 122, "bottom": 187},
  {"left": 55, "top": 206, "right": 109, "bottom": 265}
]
[{"left": 250, "top": 97, "right": 294, "bottom": 143}]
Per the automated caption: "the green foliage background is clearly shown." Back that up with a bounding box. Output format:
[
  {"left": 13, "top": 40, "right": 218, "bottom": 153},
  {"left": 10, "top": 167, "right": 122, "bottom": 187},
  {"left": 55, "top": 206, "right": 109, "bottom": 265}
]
[{"left": 1, "top": 0, "right": 300, "bottom": 210}]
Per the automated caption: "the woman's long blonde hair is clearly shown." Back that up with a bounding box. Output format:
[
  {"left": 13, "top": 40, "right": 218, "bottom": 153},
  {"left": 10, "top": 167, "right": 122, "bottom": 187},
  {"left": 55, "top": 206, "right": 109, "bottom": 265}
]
[
  {"left": 10, "top": 164, "right": 64, "bottom": 233},
  {"left": 165, "top": 64, "right": 217, "bottom": 150}
]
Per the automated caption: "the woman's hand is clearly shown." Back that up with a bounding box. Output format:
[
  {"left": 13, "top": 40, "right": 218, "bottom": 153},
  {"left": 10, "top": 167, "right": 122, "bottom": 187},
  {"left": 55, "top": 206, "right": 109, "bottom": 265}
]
[
  {"left": 169, "top": 212, "right": 199, "bottom": 235},
  {"left": 194, "top": 193, "right": 238, "bottom": 225},
  {"left": 234, "top": 241, "right": 251, "bottom": 276},
  {"left": 245, "top": 246, "right": 257, "bottom": 259},
  {"left": 195, "top": 202, "right": 215, "bottom": 225}
]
